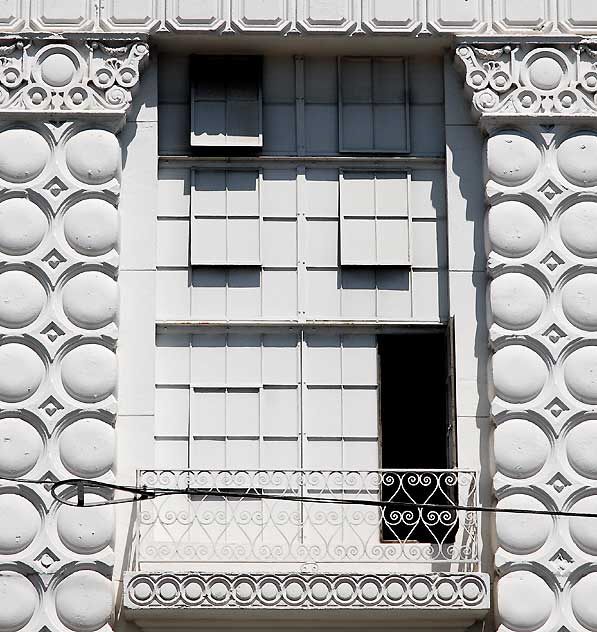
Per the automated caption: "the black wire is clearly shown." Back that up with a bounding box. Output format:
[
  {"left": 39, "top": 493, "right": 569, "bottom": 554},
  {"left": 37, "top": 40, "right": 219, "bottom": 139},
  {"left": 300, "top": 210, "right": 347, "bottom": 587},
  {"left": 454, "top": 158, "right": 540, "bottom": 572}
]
[{"left": 17, "top": 475, "right": 595, "bottom": 519}]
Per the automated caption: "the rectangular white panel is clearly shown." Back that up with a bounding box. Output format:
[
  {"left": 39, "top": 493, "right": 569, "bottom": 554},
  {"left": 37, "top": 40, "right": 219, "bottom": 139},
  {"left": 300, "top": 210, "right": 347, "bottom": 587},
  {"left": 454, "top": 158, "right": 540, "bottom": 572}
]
[
  {"left": 340, "top": 171, "right": 410, "bottom": 266},
  {"left": 339, "top": 57, "right": 409, "bottom": 153}
]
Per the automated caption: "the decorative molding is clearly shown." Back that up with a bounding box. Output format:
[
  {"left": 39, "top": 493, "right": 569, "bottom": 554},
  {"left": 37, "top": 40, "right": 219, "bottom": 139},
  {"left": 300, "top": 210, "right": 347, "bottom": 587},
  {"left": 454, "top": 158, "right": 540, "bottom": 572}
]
[
  {"left": 456, "top": 44, "right": 597, "bottom": 123},
  {"left": 0, "top": 35, "right": 147, "bottom": 632},
  {"left": 124, "top": 572, "right": 490, "bottom": 611},
  {"left": 456, "top": 43, "right": 597, "bottom": 632},
  {"left": 0, "top": 39, "right": 148, "bottom": 121}
]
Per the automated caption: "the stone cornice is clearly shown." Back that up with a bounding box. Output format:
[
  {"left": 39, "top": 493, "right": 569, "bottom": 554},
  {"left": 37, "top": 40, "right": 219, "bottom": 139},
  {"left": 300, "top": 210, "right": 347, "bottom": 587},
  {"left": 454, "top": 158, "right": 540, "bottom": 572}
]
[
  {"left": 0, "top": 37, "right": 148, "bottom": 121},
  {"left": 456, "top": 43, "right": 597, "bottom": 125}
]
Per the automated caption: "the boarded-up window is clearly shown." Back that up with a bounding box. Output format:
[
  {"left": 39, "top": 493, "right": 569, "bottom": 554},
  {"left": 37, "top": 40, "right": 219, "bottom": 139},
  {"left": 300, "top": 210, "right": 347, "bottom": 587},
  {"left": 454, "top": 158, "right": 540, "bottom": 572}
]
[
  {"left": 191, "top": 170, "right": 261, "bottom": 265},
  {"left": 191, "top": 56, "right": 262, "bottom": 147},
  {"left": 340, "top": 171, "right": 410, "bottom": 265},
  {"left": 339, "top": 57, "right": 409, "bottom": 153}
]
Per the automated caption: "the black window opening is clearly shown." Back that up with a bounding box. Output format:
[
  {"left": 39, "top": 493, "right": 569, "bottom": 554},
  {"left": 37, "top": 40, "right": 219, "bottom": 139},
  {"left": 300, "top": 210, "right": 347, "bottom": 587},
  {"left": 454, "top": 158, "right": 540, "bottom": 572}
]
[{"left": 378, "top": 326, "right": 457, "bottom": 545}]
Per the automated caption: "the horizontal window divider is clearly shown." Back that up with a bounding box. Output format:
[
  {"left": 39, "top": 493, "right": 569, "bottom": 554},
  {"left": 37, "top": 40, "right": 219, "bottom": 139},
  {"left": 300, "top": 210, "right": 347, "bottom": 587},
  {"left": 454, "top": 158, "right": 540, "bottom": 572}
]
[
  {"left": 157, "top": 320, "right": 447, "bottom": 334},
  {"left": 159, "top": 156, "right": 445, "bottom": 166}
]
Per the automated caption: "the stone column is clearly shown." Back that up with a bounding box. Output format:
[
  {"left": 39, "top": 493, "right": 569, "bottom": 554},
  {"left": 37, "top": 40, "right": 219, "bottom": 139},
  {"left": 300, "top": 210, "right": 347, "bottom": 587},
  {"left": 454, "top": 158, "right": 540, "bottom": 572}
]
[
  {"left": 456, "top": 44, "right": 597, "bottom": 632},
  {"left": 0, "top": 38, "right": 148, "bottom": 632}
]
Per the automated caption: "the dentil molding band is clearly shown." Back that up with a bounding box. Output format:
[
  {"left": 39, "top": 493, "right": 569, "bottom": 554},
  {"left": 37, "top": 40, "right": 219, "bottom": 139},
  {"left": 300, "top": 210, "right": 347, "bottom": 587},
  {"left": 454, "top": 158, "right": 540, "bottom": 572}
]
[
  {"left": 0, "top": 38, "right": 147, "bottom": 632},
  {"left": 456, "top": 44, "right": 597, "bottom": 632}
]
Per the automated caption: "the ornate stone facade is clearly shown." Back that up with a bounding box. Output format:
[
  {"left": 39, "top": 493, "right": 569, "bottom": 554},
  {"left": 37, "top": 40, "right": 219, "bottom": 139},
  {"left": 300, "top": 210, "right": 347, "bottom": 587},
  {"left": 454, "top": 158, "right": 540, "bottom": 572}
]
[
  {"left": 0, "top": 39, "right": 147, "bottom": 632},
  {"left": 457, "top": 45, "right": 597, "bottom": 632}
]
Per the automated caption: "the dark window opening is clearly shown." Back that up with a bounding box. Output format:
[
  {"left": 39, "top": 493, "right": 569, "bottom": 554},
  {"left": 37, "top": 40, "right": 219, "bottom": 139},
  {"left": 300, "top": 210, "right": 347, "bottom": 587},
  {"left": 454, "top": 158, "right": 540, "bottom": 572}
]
[{"left": 378, "top": 327, "right": 457, "bottom": 545}]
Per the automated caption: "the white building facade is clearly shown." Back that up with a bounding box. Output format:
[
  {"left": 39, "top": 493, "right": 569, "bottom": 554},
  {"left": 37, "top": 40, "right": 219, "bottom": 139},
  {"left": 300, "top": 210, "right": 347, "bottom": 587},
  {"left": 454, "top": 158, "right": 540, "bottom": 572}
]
[{"left": 1, "top": 2, "right": 597, "bottom": 632}]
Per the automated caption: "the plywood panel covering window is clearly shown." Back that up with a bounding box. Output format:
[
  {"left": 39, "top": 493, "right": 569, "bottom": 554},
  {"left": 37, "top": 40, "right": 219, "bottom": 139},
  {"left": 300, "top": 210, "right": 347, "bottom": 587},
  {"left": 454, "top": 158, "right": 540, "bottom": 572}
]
[
  {"left": 191, "top": 169, "right": 261, "bottom": 265},
  {"left": 339, "top": 57, "right": 409, "bottom": 153},
  {"left": 191, "top": 56, "right": 262, "bottom": 147},
  {"left": 340, "top": 170, "right": 410, "bottom": 266}
]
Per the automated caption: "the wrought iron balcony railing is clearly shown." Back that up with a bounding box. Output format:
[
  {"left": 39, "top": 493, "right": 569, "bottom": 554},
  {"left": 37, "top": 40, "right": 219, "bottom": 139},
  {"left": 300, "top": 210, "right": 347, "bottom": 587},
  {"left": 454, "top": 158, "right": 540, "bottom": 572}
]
[{"left": 133, "top": 469, "right": 479, "bottom": 571}]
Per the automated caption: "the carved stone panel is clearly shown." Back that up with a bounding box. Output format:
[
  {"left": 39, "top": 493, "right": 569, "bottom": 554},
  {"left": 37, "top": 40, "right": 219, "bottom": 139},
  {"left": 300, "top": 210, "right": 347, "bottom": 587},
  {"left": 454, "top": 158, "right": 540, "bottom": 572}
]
[{"left": 457, "top": 44, "right": 597, "bottom": 632}]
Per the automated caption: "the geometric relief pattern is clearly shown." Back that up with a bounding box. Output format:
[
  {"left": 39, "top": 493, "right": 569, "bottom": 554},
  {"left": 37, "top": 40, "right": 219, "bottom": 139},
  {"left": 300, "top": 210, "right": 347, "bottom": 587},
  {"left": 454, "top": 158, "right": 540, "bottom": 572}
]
[
  {"left": 0, "top": 40, "right": 147, "bottom": 632},
  {"left": 458, "top": 46, "right": 597, "bottom": 632},
  {"left": 124, "top": 572, "right": 490, "bottom": 611}
]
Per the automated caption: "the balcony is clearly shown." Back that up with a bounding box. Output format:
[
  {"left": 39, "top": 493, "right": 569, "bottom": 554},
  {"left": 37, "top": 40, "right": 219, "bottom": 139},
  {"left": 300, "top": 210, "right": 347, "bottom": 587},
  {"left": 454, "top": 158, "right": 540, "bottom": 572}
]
[{"left": 123, "top": 469, "right": 489, "bottom": 630}]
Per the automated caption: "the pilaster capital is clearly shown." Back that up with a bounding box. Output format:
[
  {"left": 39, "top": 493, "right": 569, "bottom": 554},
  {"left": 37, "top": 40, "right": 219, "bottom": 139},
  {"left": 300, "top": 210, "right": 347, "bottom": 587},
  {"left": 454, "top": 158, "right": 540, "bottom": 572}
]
[
  {"left": 0, "top": 36, "right": 148, "bottom": 125},
  {"left": 455, "top": 42, "right": 597, "bottom": 127}
]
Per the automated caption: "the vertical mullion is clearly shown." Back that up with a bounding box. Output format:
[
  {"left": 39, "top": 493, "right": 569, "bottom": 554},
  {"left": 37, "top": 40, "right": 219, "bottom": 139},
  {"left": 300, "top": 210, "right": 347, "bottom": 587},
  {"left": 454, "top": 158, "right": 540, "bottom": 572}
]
[
  {"left": 295, "top": 56, "right": 305, "bottom": 157},
  {"left": 299, "top": 328, "right": 305, "bottom": 471},
  {"left": 297, "top": 167, "right": 307, "bottom": 323},
  {"left": 370, "top": 58, "right": 376, "bottom": 152},
  {"left": 224, "top": 171, "right": 229, "bottom": 264},
  {"left": 406, "top": 170, "right": 412, "bottom": 265},
  {"left": 187, "top": 335, "right": 192, "bottom": 469},
  {"left": 373, "top": 172, "right": 379, "bottom": 266}
]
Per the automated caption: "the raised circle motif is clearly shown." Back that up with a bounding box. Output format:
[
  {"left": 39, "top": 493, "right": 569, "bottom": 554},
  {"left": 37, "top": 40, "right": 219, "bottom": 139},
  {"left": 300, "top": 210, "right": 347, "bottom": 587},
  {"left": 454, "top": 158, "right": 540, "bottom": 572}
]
[
  {"left": 486, "top": 133, "right": 541, "bottom": 187},
  {"left": 55, "top": 571, "right": 112, "bottom": 632},
  {"left": 63, "top": 199, "right": 118, "bottom": 256},
  {"left": 492, "top": 346, "right": 548, "bottom": 403},
  {"left": 527, "top": 57, "right": 564, "bottom": 91},
  {"left": 132, "top": 580, "right": 152, "bottom": 602},
  {"left": 490, "top": 273, "right": 545, "bottom": 330},
  {"left": 0, "top": 198, "right": 47, "bottom": 255},
  {"left": 560, "top": 202, "right": 597, "bottom": 257},
  {"left": 0, "top": 418, "right": 43, "bottom": 477},
  {"left": 56, "top": 494, "right": 113, "bottom": 554},
  {"left": 496, "top": 494, "right": 551, "bottom": 554},
  {"left": 562, "top": 274, "right": 597, "bottom": 331},
  {"left": 0, "top": 572, "right": 38, "bottom": 632},
  {"left": 0, "top": 494, "right": 41, "bottom": 554},
  {"left": 62, "top": 271, "right": 118, "bottom": 330},
  {"left": 0, "top": 344, "right": 44, "bottom": 403},
  {"left": 564, "top": 346, "right": 597, "bottom": 404},
  {"left": 61, "top": 344, "right": 117, "bottom": 403},
  {"left": 40, "top": 54, "right": 76, "bottom": 87},
  {"left": 0, "top": 130, "right": 49, "bottom": 183},
  {"left": 498, "top": 571, "right": 554, "bottom": 631},
  {"left": 569, "top": 496, "right": 597, "bottom": 554},
  {"left": 557, "top": 133, "right": 597, "bottom": 187},
  {"left": 0, "top": 271, "right": 46, "bottom": 329},
  {"left": 494, "top": 419, "right": 549, "bottom": 479},
  {"left": 566, "top": 419, "right": 597, "bottom": 479},
  {"left": 571, "top": 573, "right": 597, "bottom": 631},
  {"left": 488, "top": 200, "right": 543, "bottom": 258},
  {"left": 65, "top": 130, "right": 120, "bottom": 185},
  {"left": 59, "top": 418, "right": 114, "bottom": 478}
]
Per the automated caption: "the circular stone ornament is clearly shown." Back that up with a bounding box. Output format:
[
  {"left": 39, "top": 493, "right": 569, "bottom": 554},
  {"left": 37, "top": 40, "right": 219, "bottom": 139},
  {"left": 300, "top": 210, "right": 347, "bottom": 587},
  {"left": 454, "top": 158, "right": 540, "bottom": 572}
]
[
  {"left": 0, "top": 494, "right": 40, "bottom": 554},
  {"left": 494, "top": 419, "right": 549, "bottom": 479},
  {"left": 0, "top": 572, "right": 38, "bottom": 632},
  {"left": 526, "top": 56, "right": 565, "bottom": 91},
  {"left": 569, "top": 496, "right": 597, "bottom": 554},
  {"left": 0, "top": 418, "right": 43, "bottom": 478},
  {"left": 490, "top": 273, "right": 545, "bottom": 330},
  {"left": 62, "top": 272, "right": 118, "bottom": 329},
  {"left": 488, "top": 200, "right": 543, "bottom": 257},
  {"left": 562, "top": 274, "right": 597, "bottom": 331},
  {"left": 498, "top": 571, "right": 554, "bottom": 631},
  {"left": 40, "top": 53, "right": 76, "bottom": 87},
  {"left": 566, "top": 419, "right": 597, "bottom": 479},
  {"left": 571, "top": 574, "right": 597, "bottom": 631},
  {"left": 0, "top": 198, "right": 47, "bottom": 256},
  {"left": 561, "top": 202, "right": 597, "bottom": 257},
  {"left": 57, "top": 495, "right": 113, "bottom": 554},
  {"left": 564, "top": 346, "right": 597, "bottom": 404},
  {"left": 486, "top": 133, "right": 541, "bottom": 187},
  {"left": 0, "top": 271, "right": 46, "bottom": 329},
  {"left": 61, "top": 344, "right": 117, "bottom": 403},
  {"left": 65, "top": 130, "right": 120, "bottom": 185},
  {"left": 557, "top": 133, "right": 597, "bottom": 187},
  {"left": 0, "top": 344, "right": 45, "bottom": 403},
  {"left": 63, "top": 198, "right": 119, "bottom": 256},
  {"left": 492, "top": 345, "right": 548, "bottom": 403},
  {"left": 59, "top": 418, "right": 114, "bottom": 478},
  {"left": 55, "top": 571, "right": 112, "bottom": 632},
  {"left": 0, "top": 129, "right": 50, "bottom": 183},
  {"left": 496, "top": 494, "right": 551, "bottom": 554}
]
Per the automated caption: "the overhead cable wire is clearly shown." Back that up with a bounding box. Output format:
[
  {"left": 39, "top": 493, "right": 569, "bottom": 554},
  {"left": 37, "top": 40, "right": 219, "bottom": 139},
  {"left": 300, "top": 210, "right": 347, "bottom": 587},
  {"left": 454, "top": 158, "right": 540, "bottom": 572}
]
[{"left": 0, "top": 474, "right": 590, "bottom": 519}]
